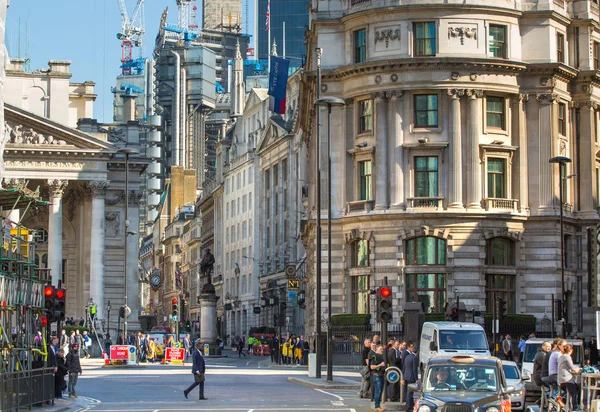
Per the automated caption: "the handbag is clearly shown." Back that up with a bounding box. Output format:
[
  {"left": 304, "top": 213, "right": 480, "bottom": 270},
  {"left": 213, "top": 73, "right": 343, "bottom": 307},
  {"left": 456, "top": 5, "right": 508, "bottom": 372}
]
[
  {"left": 194, "top": 373, "right": 205, "bottom": 383},
  {"left": 360, "top": 365, "right": 371, "bottom": 378}
]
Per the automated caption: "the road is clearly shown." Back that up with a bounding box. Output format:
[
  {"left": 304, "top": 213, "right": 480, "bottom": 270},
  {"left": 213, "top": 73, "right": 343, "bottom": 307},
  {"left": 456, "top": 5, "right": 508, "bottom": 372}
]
[{"left": 50, "top": 355, "right": 376, "bottom": 412}]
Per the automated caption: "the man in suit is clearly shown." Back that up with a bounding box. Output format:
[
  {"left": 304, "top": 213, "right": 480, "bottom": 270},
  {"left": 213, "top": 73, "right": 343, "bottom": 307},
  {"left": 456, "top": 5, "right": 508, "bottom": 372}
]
[
  {"left": 388, "top": 340, "right": 402, "bottom": 402},
  {"left": 402, "top": 342, "right": 419, "bottom": 411},
  {"left": 183, "top": 333, "right": 191, "bottom": 363},
  {"left": 183, "top": 339, "right": 207, "bottom": 400}
]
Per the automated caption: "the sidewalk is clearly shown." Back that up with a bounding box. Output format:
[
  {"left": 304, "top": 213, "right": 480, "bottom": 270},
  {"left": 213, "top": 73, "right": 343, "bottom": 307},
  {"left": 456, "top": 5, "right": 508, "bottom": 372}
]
[{"left": 288, "top": 375, "right": 361, "bottom": 389}]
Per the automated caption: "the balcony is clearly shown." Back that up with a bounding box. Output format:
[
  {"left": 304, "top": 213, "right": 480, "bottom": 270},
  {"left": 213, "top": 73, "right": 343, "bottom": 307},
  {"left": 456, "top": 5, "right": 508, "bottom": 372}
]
[
  {"left": 407, "top": 197, "right": 443, "bottom": 210},
  {"left": 484, "top": 198, "right": 518, "bottom": 212},
  {"left": 563, "top": 202, "right": 573, "bottom": 214},
  {"left": 346, "top": 200, "right": 374, "bottom": 214}
]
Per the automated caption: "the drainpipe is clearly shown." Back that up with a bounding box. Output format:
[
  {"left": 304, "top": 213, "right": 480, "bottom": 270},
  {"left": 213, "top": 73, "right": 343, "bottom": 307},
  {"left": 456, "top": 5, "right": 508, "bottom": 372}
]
[
  {"left": 169, "top": 50, "right": 180, "bottom": 166},
  {"left": 181, "top": 65, "right": 187, "bottom": 168}
]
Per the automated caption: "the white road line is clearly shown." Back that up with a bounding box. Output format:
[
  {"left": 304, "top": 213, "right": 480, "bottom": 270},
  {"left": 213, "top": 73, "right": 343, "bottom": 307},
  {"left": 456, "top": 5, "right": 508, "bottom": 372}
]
[
  {"left": 315, "top": 388, "right": 345, "bottom": 401},
  {"left": 87, "top": 409, "right": 356, "bottom": 411}
]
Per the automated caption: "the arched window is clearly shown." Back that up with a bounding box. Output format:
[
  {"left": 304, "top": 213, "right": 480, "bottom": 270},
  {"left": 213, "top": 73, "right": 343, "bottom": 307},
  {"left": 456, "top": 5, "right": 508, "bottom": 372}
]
[
  {"left": 485, "top": 237, "right": 515, "bottom": 266},
  {"left": 405, "top": 236, "right": 446, "bottom": 265}
]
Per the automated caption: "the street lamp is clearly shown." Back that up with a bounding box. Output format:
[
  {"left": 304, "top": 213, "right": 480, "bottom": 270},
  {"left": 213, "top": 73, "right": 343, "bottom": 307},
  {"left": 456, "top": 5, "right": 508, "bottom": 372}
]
[
  {"left": 117, "top": 147, "right": 139, "bottom": 342},
  {"left": 314, "top": 95, "right": 346, "bottom": 382},
  {"left": 106, "top": 300, "right": 111, "bottom": 338},
  {"left": 549, "top": 155, "right": 572, "bottom": 338}
]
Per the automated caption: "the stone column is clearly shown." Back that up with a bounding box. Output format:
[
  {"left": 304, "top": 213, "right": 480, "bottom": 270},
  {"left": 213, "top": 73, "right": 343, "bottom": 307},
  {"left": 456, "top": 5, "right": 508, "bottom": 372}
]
[
  {"left": 374, "top": 92, "right": 389, "bottom": 209},
  {"left": 578, "top": 101, "right": 598, "bottom": 218},
  {"left": 389, "top": 91, "right": 405, "bottom": 209},
  {"left": 448, "top": 89, "right": 465, "bottom": 210},
  {"left": 89, "top": 181, "right": 108, "bottom": 320},
  {"left": 199, "top": 291, "right": 220, "bottom": 353},
  {"left": 512, "top": 94, "right": 529, "bottom": 214},
  {"left": 47, "top": 179, "right": 68, "bottom": 287},
  {"left": 536, "top": 93, "right": 557, "bottom": 214},
  {"left": 466, "top": 90, "right": 483, "bottom": 210}
]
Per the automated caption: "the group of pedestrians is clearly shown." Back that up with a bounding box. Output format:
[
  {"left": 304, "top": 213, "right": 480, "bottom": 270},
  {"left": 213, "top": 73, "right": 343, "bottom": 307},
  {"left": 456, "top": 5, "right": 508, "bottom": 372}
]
[
  {"left": 266, "top": 334, "right": 309, "bottom": 365},
  {"left": 48, "top": 334, "right": 82, "bottom": 399}
]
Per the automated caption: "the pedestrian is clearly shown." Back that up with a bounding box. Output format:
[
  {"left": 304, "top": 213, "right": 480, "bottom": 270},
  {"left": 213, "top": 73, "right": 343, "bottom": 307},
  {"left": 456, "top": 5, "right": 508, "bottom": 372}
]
[
  {"left": 518, "top": 335, "right": 526, "bottom": 363},
  {"left": 589, "top": 336, "right": 599, "bottom": 365},
  {"left": 78, "top": 317, "right": 84, "bottom": 327},
  {"left": 66, "top": 343, "right": 82, "bottom": 398},
  {"left": 388, "top": 340, "right": 402, "bottom": 401},
  {"left": 402, "top": 342, "right": 418, "bottom": 412},
  {"left": 502, "top": 334, "right": 513, "bottom": 361},
  {"left": 104, "top": 334, "right": 112, "bottom": 359},
  {"left": 247, "top": 335, "right": 253, "bottom": 355},
  {"left": 55, "top": 348, "right": 68, "bottom": 398},
  {"left": 183, "top": 339, "right": 207, "bottom": 400},
  {"left": 117, "top": 332, "right": 124, "bottom": 345},
  {"left": 82, "top": 330, "right": 91, "bottom": 358},
  {"left": 59, "top": 329, "right": 69, "bottom": 355},
  {"left": 183, "top": 333, "right": 191, "bottom": 363},
  {"left": 89, "top": 299, "right": 97, "bottom": 322},
  {"left": 74, "top": 330, "right": 83, "bottom": 357},
  {"left": 358, "top": 338, "right": 372, "bottom": 399},
  {"left": 533, "top": 341, "right": 551, "bottom": 388},
  {"left": 300, "top": 335, "right": 309, "bottom": 366},
  {"left": 237, "top": 336, "right": 246, "bottom": 358},
  {"left": 558, "top": 343, "right": 581, "bottom": 410},
  {"left": 369, "top": 344, "right": 385, "bottom": 412}
]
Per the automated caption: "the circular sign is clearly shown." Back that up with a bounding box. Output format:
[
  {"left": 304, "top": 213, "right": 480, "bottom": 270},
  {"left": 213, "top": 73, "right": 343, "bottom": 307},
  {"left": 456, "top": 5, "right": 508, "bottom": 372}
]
[
  {"left": 129, "top": 346, "right": 136, "bottom": 353},
  {"left": 386, "top": 367, "right": 401, "bottom": 384}
]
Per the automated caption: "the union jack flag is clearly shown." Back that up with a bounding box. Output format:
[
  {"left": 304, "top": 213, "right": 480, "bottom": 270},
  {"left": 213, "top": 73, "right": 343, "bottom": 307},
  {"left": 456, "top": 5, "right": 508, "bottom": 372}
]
[
  {"left": 265, "top": 0, "right": 270, "bottom": 31},
  {"left": 175, "top": 267, "right": 183, "bottom": 290}
]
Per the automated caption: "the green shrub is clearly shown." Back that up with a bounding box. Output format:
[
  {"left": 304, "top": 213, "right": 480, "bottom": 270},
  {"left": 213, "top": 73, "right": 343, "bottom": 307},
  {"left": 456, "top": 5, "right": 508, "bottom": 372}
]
[
  {"left": 424, "top": 313, "right": 446, "bottom": 322},
  {"left": 331, "top": 314, "right": 371, "bottom": 326},
  {"left": 483, "top": 313, "right": 536, "bottom": 326}
]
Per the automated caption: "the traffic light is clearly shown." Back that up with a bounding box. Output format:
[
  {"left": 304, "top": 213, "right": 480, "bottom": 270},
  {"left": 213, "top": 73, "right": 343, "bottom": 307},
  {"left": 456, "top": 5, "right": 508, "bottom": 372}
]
[
  {"left": 445, "top": 303, "right": 459, "bottom": 321},
  {"left": 55, "top": 289, "right": 66, "bottom": 322},
  {"left": 377, "top": 286, "right": 393, "bottom": 323},
  {"left": 44, "top": 285, "right": 56, "bottom": 322},
  {"left": 172, "top": 297, "right": 179, "bottom": 317},
  {"left": 498, "top": 298, "right": 507, "bottom": 320},
  {"left": 41, "top": 317, "right": 48, "bottom": 327}
]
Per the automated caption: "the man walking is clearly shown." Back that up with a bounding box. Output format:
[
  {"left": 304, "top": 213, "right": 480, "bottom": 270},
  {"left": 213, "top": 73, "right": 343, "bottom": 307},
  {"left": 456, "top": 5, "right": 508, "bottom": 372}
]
[
  {"left": 183, "top": 339, "right": 207, "bottom": 400},
  {"left": 358, "top": 338, "right": 372, "bottom": 399},
  {"left": 502, "top": 335, "right": 513, "bottom": 361},
  {"left": 402, "top": 342, "right": 419, "bottom": 412},
  {"left": 183, "top": 333, "right": 191, "bottom": 363}
]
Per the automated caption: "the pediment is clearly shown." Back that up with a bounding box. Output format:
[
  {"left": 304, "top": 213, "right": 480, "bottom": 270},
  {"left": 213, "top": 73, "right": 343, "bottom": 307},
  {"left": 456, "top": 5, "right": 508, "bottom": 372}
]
[
  {"left": 245, "top": 88, "right": 268, "bottom": 110},
  {"left": 256, "top": 117, "right": 291, "bottom": 154},
  {"left": 4, "top": 104, "right": 116, "bottom": 154}
]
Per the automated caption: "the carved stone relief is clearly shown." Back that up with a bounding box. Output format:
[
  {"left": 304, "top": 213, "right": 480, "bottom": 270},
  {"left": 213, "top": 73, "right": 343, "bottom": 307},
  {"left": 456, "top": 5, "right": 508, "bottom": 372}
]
[
  {"left": 47, "top": 179, "right": 68, "bottom": 198},
  {"left": 448, "top": 26, "right": 477, "bottom": 45},
  {"left": 105, "top": 212, "right": 120, "bottom": 237},
  {"left": 5, "top": 123, "right": 68, "bottom": 145},
  {"left": 375, "top": 28, "right": 400, "bottom": 48}
]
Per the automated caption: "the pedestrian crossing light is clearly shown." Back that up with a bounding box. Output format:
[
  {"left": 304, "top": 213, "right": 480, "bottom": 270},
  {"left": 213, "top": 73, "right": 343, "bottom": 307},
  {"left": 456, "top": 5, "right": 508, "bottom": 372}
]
[
  {"left": 499, "top": 297, "right": 507, "bottom": 320},
  {"left": 55, "top": 289, "right": 66, "bottom": 322},
  {"left": 377, "top": 286, "right": 393, "bottom": 323},
  {"left": 172, "top": 297, "right": 179, "bottom": 317},
  {"left": 44, "top": 285, "right": 57, "bottom": 322}
]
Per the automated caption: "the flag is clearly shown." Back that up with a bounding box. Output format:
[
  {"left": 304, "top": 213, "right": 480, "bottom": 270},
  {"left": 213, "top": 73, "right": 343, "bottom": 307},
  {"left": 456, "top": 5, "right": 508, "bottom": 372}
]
[
  {"left": 268, "top": 56, "right": 290, "bottom": 115},
  {"left": 175, "top": 267, "right": 183, "bottom": 290},
  {"left": 266, "top": 0, "right": 270, "bottom": 31}
]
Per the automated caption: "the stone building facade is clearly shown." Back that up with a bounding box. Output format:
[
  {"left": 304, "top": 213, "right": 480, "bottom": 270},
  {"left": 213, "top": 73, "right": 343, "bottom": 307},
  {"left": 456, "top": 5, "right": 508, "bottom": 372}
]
[{"left": 300, "top": 0, "right": 600, "bottom": 336}]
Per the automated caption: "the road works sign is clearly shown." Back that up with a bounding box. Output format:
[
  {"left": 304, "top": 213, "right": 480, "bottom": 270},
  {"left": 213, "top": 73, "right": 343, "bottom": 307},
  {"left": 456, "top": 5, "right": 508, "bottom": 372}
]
[
  {"left": 110, "top": 345, "right": 131, "bottom": 361},
  {"left": 165, "top": 347, "right": 185, "bottom": 362}
]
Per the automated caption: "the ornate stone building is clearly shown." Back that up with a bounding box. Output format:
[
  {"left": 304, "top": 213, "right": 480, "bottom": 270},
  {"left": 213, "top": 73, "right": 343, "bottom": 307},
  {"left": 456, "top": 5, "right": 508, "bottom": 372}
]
[{"left": 301, "top": 0, "right": 600, "bottom": 336}]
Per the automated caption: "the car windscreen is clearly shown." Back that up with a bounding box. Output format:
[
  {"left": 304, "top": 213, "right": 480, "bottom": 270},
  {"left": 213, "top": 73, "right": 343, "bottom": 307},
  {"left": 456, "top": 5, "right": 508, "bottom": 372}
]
[
  {"left": 502, "top": 364, "right": 520, "bottom": 380},
  {"left": 439, "top": 330, "right": 488, "bottom": 350},
  {"left": 523, "top": 343, "right": 541, "bottom": 363},
  {"left": 424, "top": 364, "right": 499, "bottom": 392}
]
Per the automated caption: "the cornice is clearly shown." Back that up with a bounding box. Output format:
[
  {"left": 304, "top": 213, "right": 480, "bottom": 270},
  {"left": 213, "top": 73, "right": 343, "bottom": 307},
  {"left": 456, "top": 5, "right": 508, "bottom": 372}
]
[
  {"left": 520, "top": 10, "right": 572, "bottom": 26},
  {"left": 524, "top": 63, "right": 579, "bottom": 83},
  {"left": 323, "top": 58, "right": 527, "bottom": 82}
]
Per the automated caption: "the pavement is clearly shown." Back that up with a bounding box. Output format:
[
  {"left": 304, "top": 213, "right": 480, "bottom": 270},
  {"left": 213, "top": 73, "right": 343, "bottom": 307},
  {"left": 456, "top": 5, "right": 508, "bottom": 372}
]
[{"left": 288, "top": 375, "right": 361, "bottom": 389}]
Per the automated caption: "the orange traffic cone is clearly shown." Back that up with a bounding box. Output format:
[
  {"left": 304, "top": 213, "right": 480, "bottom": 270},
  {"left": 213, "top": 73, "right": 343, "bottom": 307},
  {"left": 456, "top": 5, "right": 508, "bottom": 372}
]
[
  {"left": 103, "top": 350, "right": 110, "bottom": 365},
  {"left": 161, "top": 357, "right": 165, "bottom": 365}
]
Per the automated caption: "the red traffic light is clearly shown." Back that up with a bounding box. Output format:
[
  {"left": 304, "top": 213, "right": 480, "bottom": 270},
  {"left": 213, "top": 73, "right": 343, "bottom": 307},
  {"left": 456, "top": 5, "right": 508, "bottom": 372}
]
[
  {"left": 379, "top": 287, "right": 392, "bottom": 298},
  {"left": 172, "top": 298, "right": 178, "bottom": 304},
  {"left": 56, "top": 289, "right": 65, "bottom": 300},
  {"left": 44, "top": 286, "right": 55, "bottom": 298},
  {"left": 41, "top": 317, "right": 48, "bottom": 327}
]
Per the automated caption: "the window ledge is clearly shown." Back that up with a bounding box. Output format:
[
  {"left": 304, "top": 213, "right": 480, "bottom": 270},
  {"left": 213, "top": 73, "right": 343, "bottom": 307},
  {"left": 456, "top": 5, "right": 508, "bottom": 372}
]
[
  {"left": 346, "top": 200, "right": 374, "bottom": 214},
  {"left": 484, "top": 198, "right": 518, "bottom": 212},
  {"left": 407, "top": 197, "right": 443, "bottom": 210}
]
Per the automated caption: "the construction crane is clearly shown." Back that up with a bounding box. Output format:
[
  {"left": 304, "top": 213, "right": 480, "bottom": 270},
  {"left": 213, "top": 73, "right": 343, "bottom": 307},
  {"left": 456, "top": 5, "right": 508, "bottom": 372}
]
[{"left": 117, "top": 0, "right": 145, "bottom": 75}]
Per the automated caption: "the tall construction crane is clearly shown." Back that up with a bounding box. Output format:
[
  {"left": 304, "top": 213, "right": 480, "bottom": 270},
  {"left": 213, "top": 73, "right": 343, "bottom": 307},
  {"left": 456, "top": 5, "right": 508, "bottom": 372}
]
[{"left": 117, "top": 0, "right": 145, "bottom": 75}]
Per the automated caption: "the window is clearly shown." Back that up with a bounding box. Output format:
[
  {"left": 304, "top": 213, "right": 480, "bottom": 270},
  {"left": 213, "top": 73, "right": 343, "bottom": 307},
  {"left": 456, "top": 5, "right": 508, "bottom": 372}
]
[
  {"left": 249, "top": 166, "right": 253, "bottom": 184},
  {"left": 415, "top": 156, "right": 438, "bottom": 197},
  {"left": 558, "top": 102, "right": 566, "bottom": 136},
  {"left": 226, "top": 203, "right": 229, "bottom": 219},
  {"left": 488, "top": 25, "right": 506, "bottom": 58},
  {"left": 485, "top": 274, "right": 515, "bottom": 313},
  {"left": 413, "top": 22, "right": 436, "bottom": 56},
  {"left": 406, "top": 273, "right": 446, "bottom": 313},
  {"left": 358, "top": 100, "right": 373, "bottom": 133},
  {"left": 414, "top": 94, "right": 438, "bottom": 128},
  {"left": 595, "top": 42, "right": 600, "bottom": 70},
  {"left": 406, "top": 236, "right": 446, "bottom": 265},
  {"left": 354, "top": 29, "right": 366, "bottom": 63},
  {"left": 351, "top": 275, "right": 370, "bottom": 314},
  {"left": 486, "top": 97, "right": 505, "bottom": 129},
  {"left": 485, "top": 237, "right": 515, "bottom": 266},
  {"left": 249, "top": 194, "right": 252, "bottom": 210},
  {"left": 351, "top": 239, "right": 370, "bottom": 267},
  {"left": 557, "top": 32, "right": 565, "bottom": 63},
  {"left": 487, "top": 158, "right": 506, "bottom": 198},
  {"left": 242, "top": 195, "right": 247, "bottom": 212},
  {"left": 359, "top": 160, "right": 373, "bottom": 201}
]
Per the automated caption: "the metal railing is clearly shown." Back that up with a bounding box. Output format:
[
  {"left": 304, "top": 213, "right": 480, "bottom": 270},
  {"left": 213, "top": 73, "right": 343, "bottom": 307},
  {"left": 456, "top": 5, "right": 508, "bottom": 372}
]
[
  {"left": 0, "top": 367, "right": 54, "bottom": 411},
  {"left": 407, "top": 197, "right": 444, "bottom": 209}
]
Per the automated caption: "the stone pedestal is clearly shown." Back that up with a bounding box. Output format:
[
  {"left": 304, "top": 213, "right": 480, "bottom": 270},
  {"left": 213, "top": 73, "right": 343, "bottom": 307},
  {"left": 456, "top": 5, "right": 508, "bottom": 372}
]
[{"left": 199, "top": 290, "right": 221, "bottom": 355}]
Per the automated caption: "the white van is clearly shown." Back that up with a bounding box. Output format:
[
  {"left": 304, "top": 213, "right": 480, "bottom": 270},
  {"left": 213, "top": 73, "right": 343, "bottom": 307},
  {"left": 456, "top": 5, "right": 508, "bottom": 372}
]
[{"left": 419, "top": 322, "right": 491, "bottom": 369}]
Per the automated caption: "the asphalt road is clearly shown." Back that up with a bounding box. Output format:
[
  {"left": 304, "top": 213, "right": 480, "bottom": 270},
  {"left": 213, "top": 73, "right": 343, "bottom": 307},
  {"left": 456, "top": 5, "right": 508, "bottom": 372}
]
[{"left": 51, "top": 355, "right": 376, "bottom": 412}]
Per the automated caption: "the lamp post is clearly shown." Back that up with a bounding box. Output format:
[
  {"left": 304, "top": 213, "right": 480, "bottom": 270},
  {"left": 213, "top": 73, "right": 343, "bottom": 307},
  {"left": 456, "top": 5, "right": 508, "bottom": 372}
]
[
  {"left": 107, "top": 300, "right": 111, "bottom": 338},
  {"left": 314, "top": 95, "right": 346, "bottom": 382},
  {"left": 117, "top": 148, "right": 139, "bottom": 342},
  {"left": 549, "top": 155, "right": 572, "bottom": 338}
]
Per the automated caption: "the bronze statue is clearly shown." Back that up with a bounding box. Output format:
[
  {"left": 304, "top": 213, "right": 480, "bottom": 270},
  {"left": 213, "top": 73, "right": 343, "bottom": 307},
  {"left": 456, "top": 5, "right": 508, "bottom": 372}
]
[{"left": 200, "top": 249, "right": 215, "bottom": 293}]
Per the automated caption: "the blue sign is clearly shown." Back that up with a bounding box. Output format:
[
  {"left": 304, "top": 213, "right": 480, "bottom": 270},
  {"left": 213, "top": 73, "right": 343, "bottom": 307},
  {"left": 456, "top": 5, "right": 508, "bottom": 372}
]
[
  {"left": 129, "top": 346, "right": 136, "bottom": 354},
  {"left": 386, "top": 367, "right": 401, "bottom": 384},
  {"left": 268, "top": 56, "right": 290, "bottom": 115},
  {"left": 288, "top": 291, "right": 297, "bottom": 300},
  {"left": 173, "top": 315, "right": 179, "bottom": 321}
]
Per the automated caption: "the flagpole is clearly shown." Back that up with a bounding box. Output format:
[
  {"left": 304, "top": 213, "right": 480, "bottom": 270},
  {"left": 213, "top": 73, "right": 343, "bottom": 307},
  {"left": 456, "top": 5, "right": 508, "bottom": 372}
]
[
  {"left": 267, "top": 0, "right": 271, "bottom": 73},
  {"left": 283, "top": 21, "right": 286, "bottom": 59}
]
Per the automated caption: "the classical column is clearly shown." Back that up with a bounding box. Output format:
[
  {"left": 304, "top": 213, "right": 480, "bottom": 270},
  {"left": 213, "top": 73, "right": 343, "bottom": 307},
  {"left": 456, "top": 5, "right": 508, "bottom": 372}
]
[
  {"left": 47, "top": 179, "right": 68, "bottom": 287},
  {"left": 578, "top": 101, "right": 598, "bottom": 218},
  {"left": 512, "top": 94, "right": 529, "bottom": 214},
  {"left": 374, "top": 92, "right": 389, "bottom": 209},
  {"left": 536, "top": 93, "right": 557, "bottom": 214},
  {"left": 466, "top": 90, "right": 483, "bottom": 210},
  {"left": 389, "top": 90, "right": 405, "bottom": 209},
  {"left": 88, "top": 181, "right": 108, "bottom": 320},
  {"left": 448, "top": 89, "right": 465, "bottom": 210}
]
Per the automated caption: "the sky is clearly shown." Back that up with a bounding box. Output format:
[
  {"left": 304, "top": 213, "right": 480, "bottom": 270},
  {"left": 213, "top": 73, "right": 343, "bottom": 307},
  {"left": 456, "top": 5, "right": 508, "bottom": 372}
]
[{"left": 6, "top": 0, "right": 255, "bottom": 124}]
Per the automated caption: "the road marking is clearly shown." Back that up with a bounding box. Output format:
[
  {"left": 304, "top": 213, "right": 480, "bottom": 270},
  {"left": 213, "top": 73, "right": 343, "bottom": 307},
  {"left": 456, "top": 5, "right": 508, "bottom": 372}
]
[
  {"left": 314, "top": 388, "right": 344, "bottom": 401},
  {"left": 87, "top": 409, "right": 356, "bottom": 411},
  {"left": 332, "top": 401, "right": 344, "bottom": 406}
]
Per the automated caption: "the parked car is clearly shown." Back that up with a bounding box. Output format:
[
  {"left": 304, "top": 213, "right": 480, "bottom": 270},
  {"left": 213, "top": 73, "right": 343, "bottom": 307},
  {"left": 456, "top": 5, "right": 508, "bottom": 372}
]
[
  {"left": 502, "top": 360, "right": 526, "bottom": 411},
  {"left": 410, "top": 355, "right": 515, "bottom": 412}
]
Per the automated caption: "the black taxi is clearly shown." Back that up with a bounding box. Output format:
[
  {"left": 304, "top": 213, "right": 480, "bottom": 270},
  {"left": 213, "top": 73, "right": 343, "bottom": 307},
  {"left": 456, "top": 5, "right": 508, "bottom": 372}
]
[{"left": 408, "top": 355, "right": 515, "bottom": 412}]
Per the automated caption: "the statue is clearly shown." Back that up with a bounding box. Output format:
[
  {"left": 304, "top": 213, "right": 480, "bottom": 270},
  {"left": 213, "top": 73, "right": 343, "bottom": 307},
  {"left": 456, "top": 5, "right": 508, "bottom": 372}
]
[{"left": 200, "top": 248, "right": 215, "bottom": 293}]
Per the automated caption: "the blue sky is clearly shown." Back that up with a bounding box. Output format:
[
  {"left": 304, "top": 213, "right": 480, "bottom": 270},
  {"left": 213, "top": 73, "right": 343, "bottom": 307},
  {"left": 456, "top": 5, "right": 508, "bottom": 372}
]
[{"left": 6, "top": 1, "right": 255, "bottom": 123}]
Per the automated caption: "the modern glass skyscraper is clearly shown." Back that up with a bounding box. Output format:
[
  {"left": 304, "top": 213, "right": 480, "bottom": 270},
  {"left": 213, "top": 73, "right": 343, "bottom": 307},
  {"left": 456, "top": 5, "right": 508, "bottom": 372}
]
[{"left": 256, "top": 0, "right": 308, "bottom": 65}]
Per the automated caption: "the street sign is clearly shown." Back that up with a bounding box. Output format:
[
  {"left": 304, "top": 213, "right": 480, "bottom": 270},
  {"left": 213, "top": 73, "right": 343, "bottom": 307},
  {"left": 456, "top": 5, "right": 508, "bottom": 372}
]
[
  {"left": 288, "top": 291, "right": 297, "bottom": 300},
  {"left": 386, "top": 366, "right": 401, "bottom": 384},
  {"left": 110, "top": 345, "right": 131, "bottom": 361},
  {"left": 172, "top": 315, "right": 179, "bottom": 321},
  {"left": 204, "top": 343, "right": 210, "bottom": 356},
  {"left": 165, "top": 347, "right": 185, "bottom": 361},
  {"left": 287, "top": 279, "right": 300, "bottom": 290}
]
